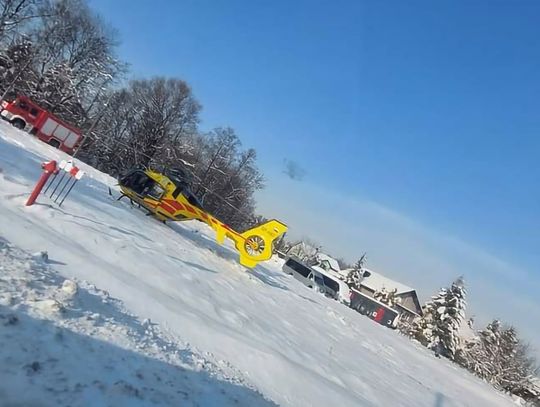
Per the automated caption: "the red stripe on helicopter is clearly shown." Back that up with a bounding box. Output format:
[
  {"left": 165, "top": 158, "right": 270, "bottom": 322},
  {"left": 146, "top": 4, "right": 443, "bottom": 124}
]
[
  {"left": 163, "top": 199, "right": 184, "bottom": 211},
  {"left": 199, "top": 211, "right": 209, "bottom": 220},
  {"left": 184, "top": 204, "right": 197, "bottom": 214},
  {"left": 160, "top": 202, "right": 176, "bottom": 214}
]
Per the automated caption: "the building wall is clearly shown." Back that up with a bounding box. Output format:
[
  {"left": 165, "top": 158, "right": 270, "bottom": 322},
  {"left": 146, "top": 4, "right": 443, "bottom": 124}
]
[
  {"left": 359, "top": 286, "right": 421, "bottom": 317},
  {"left": 395, "top": 292, "right": 423, "bottom": 317},
  {"left": 358, "top": 286, "right": 375, "bottom": 297},
  {"left": 399, "top": 293, "right": 417, "bottom": 313},
  {"left": 396, "top": 306, "right": 417, "bottom": 323}
]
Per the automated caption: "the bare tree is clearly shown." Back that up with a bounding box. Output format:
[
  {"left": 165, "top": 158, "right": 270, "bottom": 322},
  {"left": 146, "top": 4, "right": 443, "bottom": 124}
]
[
  {"left": 0, "top": 0, "right": 42, "bottom": 44},
  {"left": 79, "top": 77, "right": 201, "bottom": 173},
  {"left": 194, "top": 128, "right": 264, "bottom": 229},
  {"left": 25, "top": 0, "right": 126, "bottom": 122}
]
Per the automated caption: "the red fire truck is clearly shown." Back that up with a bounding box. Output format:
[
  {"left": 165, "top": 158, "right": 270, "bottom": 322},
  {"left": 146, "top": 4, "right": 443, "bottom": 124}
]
[{"left": 0, "top": 95, "right": 83, "bottom": 154}]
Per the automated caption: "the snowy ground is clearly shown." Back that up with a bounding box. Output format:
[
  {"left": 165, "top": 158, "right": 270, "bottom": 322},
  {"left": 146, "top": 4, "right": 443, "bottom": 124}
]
[
  {"left": 0, "top": 122, "right": 516, "bottom": 406},
  {"left": 0, "top": 239, "right": 275, "bottom": 406}
]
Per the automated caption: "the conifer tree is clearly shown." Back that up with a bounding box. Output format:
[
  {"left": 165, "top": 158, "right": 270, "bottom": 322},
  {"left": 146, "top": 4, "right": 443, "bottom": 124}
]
[
  {"left": 456, "top": 320, "right": 539, "bottom": 401},
  {"left": 409, "top": 277, "right": 467, "bottom": 359}
]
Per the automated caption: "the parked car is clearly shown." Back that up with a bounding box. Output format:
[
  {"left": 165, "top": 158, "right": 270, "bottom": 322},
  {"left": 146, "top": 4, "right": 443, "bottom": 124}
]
[
  {"left": 282, "top": 257, "right": 350, "bottom": 305},
  {"left": 310, "top": 265, "right": 351, "bottom": 305},
  {"left": 349, "top": 287, "right": 400, "bottom": 328},
  {"left": 282, "top": 256, "right": 313, "bottom": 286}
]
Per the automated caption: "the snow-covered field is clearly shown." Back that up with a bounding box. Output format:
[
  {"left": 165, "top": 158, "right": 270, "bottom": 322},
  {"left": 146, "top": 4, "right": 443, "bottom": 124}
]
[
  {"left": 0, "top": 240, "right": 274, "bottom": 406},
  {"left": 0, "top": 122, "right": 515, "bottom": 406}
]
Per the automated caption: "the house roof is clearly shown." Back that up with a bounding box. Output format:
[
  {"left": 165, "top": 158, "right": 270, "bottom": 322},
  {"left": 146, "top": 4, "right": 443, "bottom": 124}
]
[
  {"left": 317, "top": 253, "right": 340, "bottom": 271},
  {"left": 359, "top": 268, "right": 415, "bottom": 295},
  {"left": 287, "top": 241, "right": 319, "bottom": 257}
]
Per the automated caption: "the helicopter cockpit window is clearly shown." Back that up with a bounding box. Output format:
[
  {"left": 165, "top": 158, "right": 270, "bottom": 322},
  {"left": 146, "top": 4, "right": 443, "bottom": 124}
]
[
  {"left": 121, "top": 171, "right": 151, "bottom": 195},
  {"left": 146, "top": 183, "right": 165, "bottom": 201},
  {"left": 172, "top": 186, "right": 183, "bottom": 199}
]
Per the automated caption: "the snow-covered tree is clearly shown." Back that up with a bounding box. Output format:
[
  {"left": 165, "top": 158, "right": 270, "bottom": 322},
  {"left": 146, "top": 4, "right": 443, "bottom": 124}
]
[
  {"left": 0, "top": 36, "right": 35, "bottom": 98},
  {"left": 285, "top": 240, "right": 321, "bottom": 265},
  {"left": 0, "top": 0, "right": 42, "bottom": 44},
  {"left": 344, "top": 269, "right": 360, "bottom": 288},
  {"left": 344, "top": 254, "right": 367, "bottom": 289},
  {"left": 409, "top": 276, "right": 467, "bottom": 359},
  {"left": 456, "top": 320, "right": 539, "bottom": 402},
  {"left": 373, "top": 287, "right": 401, "bottom": 307},
  {"left": 30, "top": 0, "right": 125, "bottom": 114},
  {"left": 354, "top": 254, "right": 366, "bottom": 270},
  {"left": 0, "top": 0, "right": 124, "bottom": 125}
]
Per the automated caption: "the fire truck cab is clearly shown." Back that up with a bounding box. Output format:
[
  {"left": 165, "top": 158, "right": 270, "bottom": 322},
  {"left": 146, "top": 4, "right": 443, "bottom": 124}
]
[{"left": 1, "top": 95, "right": 83, "bottom": 154}]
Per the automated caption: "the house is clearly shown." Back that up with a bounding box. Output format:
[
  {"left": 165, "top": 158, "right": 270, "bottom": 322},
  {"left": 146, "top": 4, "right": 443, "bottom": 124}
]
[
  {"left": 285, "top": 241, "right": 320, "bottom": 262},
  {"left": 316, "top": 253, "right": 341, "bottom": 273},
  {"left": 357, "top": 268, "right": 423, "bottom": 322}
]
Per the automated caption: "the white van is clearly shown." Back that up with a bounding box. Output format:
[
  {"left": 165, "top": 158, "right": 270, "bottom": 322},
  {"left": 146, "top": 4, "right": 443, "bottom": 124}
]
[
  {"left": 310, "top": 265, "right": 351, "bottom": 305},
  {"left": 282, "top": 258, "right": 351, "bottom": 305},
  {"left": 282, "top": 257, "right": 314, "bottom": 287}
]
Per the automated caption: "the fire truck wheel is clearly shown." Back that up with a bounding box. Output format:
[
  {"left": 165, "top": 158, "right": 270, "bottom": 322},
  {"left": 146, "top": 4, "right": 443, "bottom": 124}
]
[
  {"left": 48, "top": 139, "right": 60, "bottom": 149},
  {"left": 11, "top": 119, "right": 25, "bottom": 129}
]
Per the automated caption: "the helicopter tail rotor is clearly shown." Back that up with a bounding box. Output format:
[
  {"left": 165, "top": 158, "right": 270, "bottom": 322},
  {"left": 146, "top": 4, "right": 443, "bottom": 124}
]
[{"left": 235, "top": 220, "right": 288, "bottom": 268}]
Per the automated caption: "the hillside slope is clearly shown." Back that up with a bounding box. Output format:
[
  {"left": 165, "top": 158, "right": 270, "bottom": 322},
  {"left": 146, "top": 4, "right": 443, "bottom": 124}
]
[{"left": 0, "top": 122, "right": 514, "bottom": 406}]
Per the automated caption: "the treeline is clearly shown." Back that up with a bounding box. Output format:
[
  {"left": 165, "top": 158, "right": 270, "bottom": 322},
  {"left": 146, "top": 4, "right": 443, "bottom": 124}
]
[
  {"left": 0, "top": 0, "right": 263, "bottom": 229},
  {"left": 401, "top": 277, "right": 539, "bottom": 405}
]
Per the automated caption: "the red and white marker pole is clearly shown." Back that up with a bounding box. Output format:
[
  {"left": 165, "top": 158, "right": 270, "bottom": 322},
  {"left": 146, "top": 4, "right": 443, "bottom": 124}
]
[
  {"left": 58, "top": 168, "right": 84, "bottom": 207},
  {"left": 26, "top": 160, "right": 84, "bottom": 207},
  {"left": 26, "top": 160, "right": 58, "bottom": 206}
]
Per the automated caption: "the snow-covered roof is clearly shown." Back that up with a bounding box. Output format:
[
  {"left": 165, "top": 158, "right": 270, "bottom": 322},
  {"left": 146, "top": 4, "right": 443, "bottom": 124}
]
[
  {"left": 317, "top": 253, "right": 340, "bottom": 271},
  {"left": 360, "top": 268, "right": 415, "bottom": 295},
  {"left": 287, "top": 241, "right": 319, "bottom": 257}
]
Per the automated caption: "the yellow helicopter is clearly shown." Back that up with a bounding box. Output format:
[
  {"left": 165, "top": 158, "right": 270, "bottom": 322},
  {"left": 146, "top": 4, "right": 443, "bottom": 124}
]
[{"left": 117, "top": 168, "right": 287, "bottom": 268}]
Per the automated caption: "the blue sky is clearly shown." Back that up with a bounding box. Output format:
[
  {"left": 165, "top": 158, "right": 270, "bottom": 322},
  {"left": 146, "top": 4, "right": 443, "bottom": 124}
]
[{"left": 90, "top": 0, "right": 539, "bottom": 347}]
